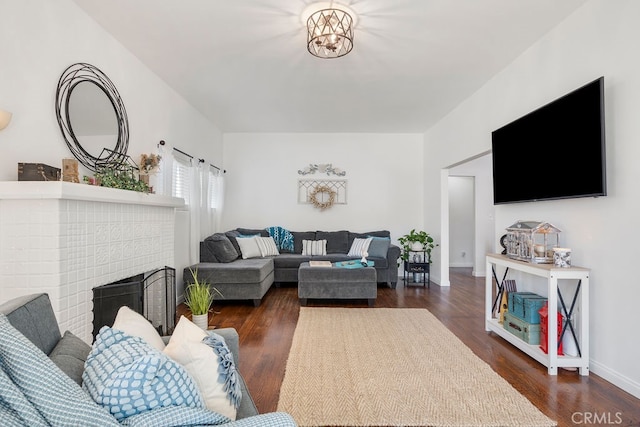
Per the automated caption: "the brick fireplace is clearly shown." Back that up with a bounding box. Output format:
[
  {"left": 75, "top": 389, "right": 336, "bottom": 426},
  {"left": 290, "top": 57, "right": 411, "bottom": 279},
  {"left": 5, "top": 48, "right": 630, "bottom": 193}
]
[{"left": 0, "top": 181, "right": 184, "bottom": 343}]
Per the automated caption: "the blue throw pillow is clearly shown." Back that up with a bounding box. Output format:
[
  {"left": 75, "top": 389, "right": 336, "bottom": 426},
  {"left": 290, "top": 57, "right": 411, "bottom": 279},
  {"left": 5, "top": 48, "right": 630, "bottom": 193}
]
[
  {"left": 82, "top": 327, "right": 203, "bottom": 421},
  {"left": 367, "top": 236, "right": 390, "bottom": 258}
]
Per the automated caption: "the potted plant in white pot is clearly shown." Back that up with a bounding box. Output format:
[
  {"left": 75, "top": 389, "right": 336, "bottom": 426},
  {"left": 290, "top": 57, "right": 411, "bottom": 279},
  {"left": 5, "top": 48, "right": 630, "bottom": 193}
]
[{"left": 184, "top": 268, "right": 223, "bottom": 330}]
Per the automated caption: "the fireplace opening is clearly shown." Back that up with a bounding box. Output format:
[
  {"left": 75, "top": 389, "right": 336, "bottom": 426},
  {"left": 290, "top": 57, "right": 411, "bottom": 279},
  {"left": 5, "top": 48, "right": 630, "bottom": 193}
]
[{"left": 92, "top": 266, "right": 176, "bottom": 341}]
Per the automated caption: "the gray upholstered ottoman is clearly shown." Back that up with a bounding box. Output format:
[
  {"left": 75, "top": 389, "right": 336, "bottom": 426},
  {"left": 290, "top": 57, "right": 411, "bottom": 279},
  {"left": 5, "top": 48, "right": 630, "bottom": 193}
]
[{"left": 298, "top": 262, "right": 377, "bottom": 307}]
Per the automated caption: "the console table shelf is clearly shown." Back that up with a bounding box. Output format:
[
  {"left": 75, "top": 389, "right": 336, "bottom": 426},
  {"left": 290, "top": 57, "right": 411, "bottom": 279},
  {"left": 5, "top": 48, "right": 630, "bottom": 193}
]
[{"left": 485, "top": 253, "right": 589, "bottom": 376}]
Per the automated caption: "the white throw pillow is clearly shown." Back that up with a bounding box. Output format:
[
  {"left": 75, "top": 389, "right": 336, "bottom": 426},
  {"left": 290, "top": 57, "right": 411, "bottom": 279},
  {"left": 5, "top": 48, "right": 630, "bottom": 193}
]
[
  {"left": 256, "top": 236, "right": 280, "bottom": 257},
  {"left": 302, "top": 239, "right": 327, "bottom": 256},
  {"left": 348, "top": 237, "right": 373, "bottom": 257},
  {"left": 236, "top": 235, "right": 262, "bottom": 259},
  {"left": 163, "top": 316, "right": 239, "bottom": 420},
  {"left": 111, "top": 305, "right": 165, "bottom": 351}
]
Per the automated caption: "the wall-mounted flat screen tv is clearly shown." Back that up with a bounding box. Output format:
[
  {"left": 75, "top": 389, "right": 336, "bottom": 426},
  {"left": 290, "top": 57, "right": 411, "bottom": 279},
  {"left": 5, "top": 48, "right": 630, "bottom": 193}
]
[{"left": 491, "top": 77, "right": 606, "bottom": 205}]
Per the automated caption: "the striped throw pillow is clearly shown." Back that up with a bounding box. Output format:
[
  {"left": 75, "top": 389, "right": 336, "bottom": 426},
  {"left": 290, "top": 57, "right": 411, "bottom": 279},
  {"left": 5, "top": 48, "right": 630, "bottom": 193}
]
[
  {"left": 302, "top": 239, "right": 327, "bottom": 256},
  {"left": 348, "top": 237, "right": 373, "bottom": 257},
  {"left": 256, "top": 236, "right": 280, "bottom": 257}
]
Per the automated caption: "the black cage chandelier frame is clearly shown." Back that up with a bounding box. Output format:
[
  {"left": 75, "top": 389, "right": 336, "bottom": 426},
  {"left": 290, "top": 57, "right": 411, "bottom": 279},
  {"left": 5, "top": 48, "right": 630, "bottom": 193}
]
[{"left": 305, "top": 2, "right": 356, "bottom": 59}]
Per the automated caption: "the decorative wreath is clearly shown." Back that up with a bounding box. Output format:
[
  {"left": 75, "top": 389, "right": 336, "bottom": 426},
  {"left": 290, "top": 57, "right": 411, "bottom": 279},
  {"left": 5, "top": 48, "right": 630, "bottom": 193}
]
[{"left": 309, "top": 185, "right": 336, "bottom": 210}]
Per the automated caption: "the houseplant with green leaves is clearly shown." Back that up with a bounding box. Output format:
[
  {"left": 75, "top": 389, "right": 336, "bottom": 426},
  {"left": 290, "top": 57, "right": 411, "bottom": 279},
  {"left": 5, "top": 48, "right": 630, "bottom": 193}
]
[
  {"left": 184, "top": 268, "right": 223, "bottom": 330},
  {"left": 398, "top": 229, "right": 437, "bottom": 263}
]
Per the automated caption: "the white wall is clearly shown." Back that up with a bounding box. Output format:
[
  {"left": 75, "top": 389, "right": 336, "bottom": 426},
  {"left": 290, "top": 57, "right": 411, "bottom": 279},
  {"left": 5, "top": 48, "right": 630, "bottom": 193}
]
[
  {"left": 448, "top": 177, "right": 474, "bottom": 268},
  {"left": 0, "top": 0, "right": 224, "bottom": 300},
  {"left": 0, "top": 1, "right": 223, "bottom": 183},
  {"left": 423, "top": 0, "right": 640, "bottom": 398},
  {"left": 222, "top": 133, "right": 424, "bottom": 247}
]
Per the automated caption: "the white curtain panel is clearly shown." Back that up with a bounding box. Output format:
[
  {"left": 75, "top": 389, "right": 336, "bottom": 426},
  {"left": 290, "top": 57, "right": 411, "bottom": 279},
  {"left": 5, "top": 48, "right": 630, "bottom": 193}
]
[
  {"left": 189, "top": 163, "right": 202, "bottom": 265},
  {"left": 156, "top": 147, "right": 171, "bottom": 197},
  {"left": 200, "top": 166, "right": 212, "bottom": 240},
  {"left": 167, "top": 149, "right": 225, "bottom": 265},
  {"left": 214, "top": 173, "right": 225, "bottom": 233},
  {"left": 200, "top": 165, "right": 221, "bottom": 240}
]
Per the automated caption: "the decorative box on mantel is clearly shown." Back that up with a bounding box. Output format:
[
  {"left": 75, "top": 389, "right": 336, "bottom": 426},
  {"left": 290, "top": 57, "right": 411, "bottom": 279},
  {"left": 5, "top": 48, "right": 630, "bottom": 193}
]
[{"left": 505, "top": 221, "right": 561, "bottom": 264}]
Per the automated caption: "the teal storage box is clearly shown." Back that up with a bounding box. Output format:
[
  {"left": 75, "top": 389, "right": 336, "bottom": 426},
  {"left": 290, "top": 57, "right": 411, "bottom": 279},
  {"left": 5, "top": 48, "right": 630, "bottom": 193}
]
[
  {"left": 507, "top": 292, "right": 538, "bottom": 314},
  {"left": 513, "top": 294, "right": 547, "bottom": 324},
  {"left": 504, "top": 312, "right": 541, "bottom": 345}
]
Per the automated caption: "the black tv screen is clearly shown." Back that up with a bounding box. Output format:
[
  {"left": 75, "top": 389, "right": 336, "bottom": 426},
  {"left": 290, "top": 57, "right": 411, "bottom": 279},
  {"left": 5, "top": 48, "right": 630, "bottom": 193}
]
[{"left": 491, "top": 77, "right": 606, "bottom": 204}]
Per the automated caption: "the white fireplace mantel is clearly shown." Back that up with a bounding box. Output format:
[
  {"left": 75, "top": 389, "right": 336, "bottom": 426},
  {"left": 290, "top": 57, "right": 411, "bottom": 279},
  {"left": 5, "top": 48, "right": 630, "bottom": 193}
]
[
  {"left": 0, "top": 181, "right": 183, "bottom": 343},
  {"left": 0, "top": 181, "right": 185, "bottom": 208}
]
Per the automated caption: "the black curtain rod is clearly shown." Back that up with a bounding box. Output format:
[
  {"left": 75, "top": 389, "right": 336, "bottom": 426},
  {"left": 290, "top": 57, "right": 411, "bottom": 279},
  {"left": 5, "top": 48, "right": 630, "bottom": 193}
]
[
  {"left": 171, "top": 146, "right": 226, "bottom": 173},
  {"left": 172, "top": 147, "right": 193, "bottom": 159},
  {"left": 210, "top": 164, "right": 226, "bottom": 174}
]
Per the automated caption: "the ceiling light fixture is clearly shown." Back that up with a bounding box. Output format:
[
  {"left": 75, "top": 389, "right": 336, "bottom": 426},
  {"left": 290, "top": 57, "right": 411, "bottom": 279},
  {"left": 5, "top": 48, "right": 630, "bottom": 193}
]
[{"left": 304, "top": 2, "right": 355, "bottom": 59}]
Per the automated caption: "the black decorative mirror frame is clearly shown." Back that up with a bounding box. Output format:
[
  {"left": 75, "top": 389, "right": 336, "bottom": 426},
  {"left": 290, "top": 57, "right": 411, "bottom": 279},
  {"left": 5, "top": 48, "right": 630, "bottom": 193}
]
[{"left": 55, "top": 63, "right": 130, "bottom": 172}]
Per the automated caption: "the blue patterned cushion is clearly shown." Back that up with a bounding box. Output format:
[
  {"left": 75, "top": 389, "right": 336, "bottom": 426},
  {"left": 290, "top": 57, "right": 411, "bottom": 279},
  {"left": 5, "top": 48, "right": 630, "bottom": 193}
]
[
  {"left": 266, "top": 226, "right": 295, "bottom": 253},
  {"left": 0, "top": 315, "right": 119, "bottom": 426},
  {"left": 82, "top": 326, "right": 203, "bottom": 421}
]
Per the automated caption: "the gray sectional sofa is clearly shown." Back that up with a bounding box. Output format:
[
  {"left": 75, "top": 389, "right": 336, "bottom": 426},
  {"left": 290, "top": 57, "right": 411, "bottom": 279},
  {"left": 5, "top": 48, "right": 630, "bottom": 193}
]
[{"left": 186, "top": 228, "right": 401, "bottom": 306}]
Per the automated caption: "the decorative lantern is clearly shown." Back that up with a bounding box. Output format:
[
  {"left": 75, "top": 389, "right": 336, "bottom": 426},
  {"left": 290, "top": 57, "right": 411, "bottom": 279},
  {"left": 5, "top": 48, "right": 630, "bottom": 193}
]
[{"left": 505, "top": 221, "right": 561, "bottom": 264}]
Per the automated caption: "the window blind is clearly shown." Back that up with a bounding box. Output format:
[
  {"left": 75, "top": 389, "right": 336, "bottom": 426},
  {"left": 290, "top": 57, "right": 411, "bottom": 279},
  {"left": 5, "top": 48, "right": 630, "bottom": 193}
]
[{"left": 172, "top": 151, "right": 192, "bottom": 205}]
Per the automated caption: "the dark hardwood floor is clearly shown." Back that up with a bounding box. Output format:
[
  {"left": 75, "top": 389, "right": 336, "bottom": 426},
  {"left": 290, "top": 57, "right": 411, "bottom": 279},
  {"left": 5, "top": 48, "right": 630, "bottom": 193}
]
[{"left": 181, "top": 268, "right": 640, "bottom": 427}]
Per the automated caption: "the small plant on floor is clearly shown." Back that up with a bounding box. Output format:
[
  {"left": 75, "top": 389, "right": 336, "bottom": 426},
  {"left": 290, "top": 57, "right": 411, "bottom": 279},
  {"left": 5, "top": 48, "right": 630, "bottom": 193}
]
[{"left": 184, "top": 268, "right": 223, "bottom": 316}]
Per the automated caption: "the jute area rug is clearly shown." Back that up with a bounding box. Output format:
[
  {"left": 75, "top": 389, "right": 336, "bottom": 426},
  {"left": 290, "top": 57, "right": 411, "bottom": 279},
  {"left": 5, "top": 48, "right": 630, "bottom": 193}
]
[{"left": 277, "top": 307, "right": 556, "bottom": 427}]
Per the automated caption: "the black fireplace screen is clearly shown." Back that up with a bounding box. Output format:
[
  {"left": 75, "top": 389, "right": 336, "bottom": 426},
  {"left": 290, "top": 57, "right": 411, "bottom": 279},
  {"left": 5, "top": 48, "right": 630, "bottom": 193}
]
[{"left": 92, "top": 266, "right": 176, "bottom": 341}]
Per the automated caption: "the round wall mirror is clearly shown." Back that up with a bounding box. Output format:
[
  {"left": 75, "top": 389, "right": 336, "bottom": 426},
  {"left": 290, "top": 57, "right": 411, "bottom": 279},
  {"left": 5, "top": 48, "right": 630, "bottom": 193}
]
[{"left": 56, "top": 63, "right": 129, "bottom": 172}]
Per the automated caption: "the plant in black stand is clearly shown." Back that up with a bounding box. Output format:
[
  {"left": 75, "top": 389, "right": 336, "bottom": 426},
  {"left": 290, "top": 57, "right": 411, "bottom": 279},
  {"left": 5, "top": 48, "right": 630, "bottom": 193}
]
[
  {"left": 398, "top": 229, "right": 437, "bottom": 262},
  {"left": 398, "top": 229, "right": 438, "bottom": 283}
]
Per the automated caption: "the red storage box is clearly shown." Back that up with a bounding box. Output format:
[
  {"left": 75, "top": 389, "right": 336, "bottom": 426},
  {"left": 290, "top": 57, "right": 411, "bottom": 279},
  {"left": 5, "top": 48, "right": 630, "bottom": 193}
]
[{"left": 538, "top": 302, "right": 563, "bottom": 355}]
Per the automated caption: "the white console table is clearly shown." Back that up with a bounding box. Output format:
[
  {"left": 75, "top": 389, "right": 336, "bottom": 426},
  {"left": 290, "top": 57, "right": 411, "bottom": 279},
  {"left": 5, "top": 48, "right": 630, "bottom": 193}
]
[{"left": 485, "top": 253, "right": 589, "bottom": 375}]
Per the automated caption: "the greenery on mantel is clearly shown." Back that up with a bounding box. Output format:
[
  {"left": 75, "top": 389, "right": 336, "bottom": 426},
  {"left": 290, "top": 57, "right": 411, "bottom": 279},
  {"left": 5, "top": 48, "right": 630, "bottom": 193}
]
[
  {"left": 398, "top": 229, "right": 438, "bottom": 263},
  {"left": 84, "top": 168, "right": 150, "bottom": 193}
]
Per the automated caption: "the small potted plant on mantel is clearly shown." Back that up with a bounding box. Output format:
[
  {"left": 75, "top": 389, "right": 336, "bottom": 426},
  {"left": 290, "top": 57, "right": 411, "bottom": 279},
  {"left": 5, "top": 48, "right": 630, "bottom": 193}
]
[
  {"left": 398, "top": 229, "right": 437, "bottom": 263},
  {"left": 184, "top": 268, "right": 223, "bottom": 330}
]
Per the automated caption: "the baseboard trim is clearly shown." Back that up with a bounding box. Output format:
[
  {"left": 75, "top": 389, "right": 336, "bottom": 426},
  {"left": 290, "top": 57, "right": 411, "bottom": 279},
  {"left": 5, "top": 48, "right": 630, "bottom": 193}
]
[
  {"left": 449, "top": 262, "right": 473, "bottom": 268},
  {"left": 472, "top": 269, "right": 486, "bottom": 277},
  {"left": 590, "top": 359, "right": 640, "bottom": 399}
]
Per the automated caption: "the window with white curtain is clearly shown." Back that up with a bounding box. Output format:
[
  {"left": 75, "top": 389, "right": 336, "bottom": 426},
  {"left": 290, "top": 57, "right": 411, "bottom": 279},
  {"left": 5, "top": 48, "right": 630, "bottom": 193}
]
[
  {"left": 172, "top": 153, "right": 192, "bottom": 205},
  {"left": 170, "top": 148, "right": 224, "bottom": 263}
]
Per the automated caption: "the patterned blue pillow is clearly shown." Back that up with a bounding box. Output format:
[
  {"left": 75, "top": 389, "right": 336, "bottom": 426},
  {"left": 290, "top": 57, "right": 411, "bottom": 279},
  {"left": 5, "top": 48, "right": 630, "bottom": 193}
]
[
  {"left": 82, "top": 327, "right": 203, "bottom": 421},
  {"left": 266, "top": 226, "right": 295, "bottom": 253}
]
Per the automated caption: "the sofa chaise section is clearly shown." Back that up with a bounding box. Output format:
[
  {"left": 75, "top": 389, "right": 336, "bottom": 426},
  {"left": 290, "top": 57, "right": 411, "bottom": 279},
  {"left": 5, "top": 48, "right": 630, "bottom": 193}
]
[{"left": 187, "top": 258, "right": 275, "bottom": 307}]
